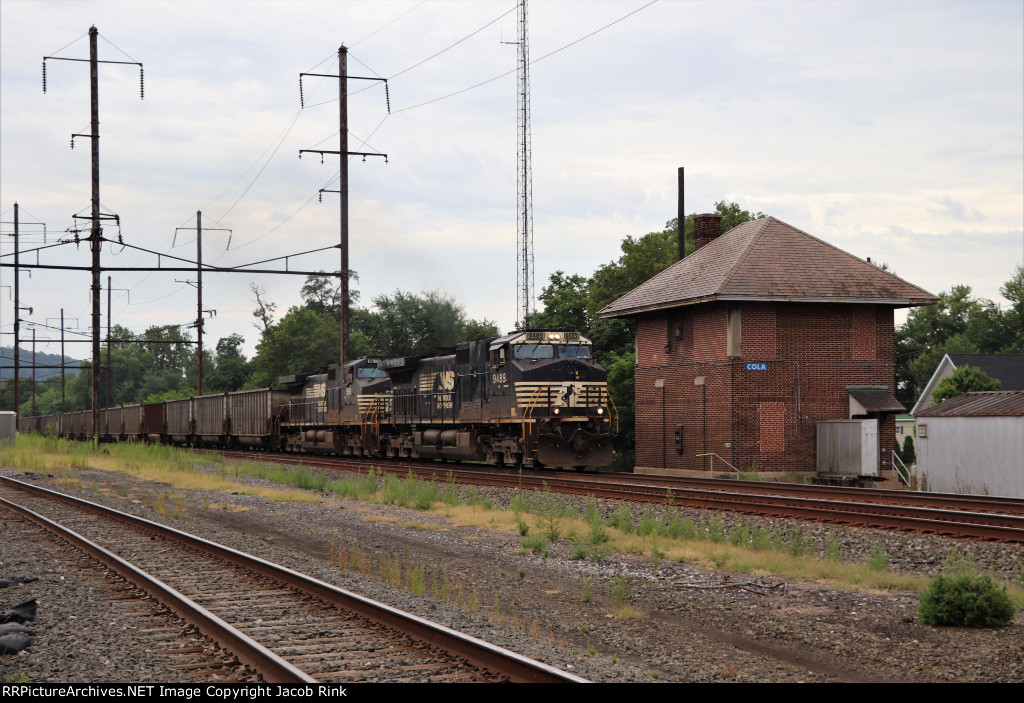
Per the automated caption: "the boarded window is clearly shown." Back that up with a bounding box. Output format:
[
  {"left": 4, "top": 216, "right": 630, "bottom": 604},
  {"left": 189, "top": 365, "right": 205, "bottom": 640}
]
[
  {"left": 727, "top": 304, "right": 742, "bottom": 357},
  {"left": 759, "top": 402, "right": 785, "bottom": 453}
]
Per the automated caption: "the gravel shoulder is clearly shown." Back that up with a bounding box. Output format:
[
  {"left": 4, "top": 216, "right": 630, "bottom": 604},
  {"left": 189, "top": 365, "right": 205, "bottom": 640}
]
[{"left": 2, "top": 464, "right": 1022, "bottom": 684}]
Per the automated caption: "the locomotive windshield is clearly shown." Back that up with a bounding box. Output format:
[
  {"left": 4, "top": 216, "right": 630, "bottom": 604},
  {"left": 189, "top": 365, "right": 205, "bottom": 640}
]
[
  {"left": 558, "top": 345, "right": 591, "bottom": 358},
  {"left": 514, "top": 344, "right": 554, "bottom": 359},
  {"left": 358, "top": 367, "right": 387, "bottom": 379},
  {"left": 513, "top": 344, "right": 592, "bottom": 360}
]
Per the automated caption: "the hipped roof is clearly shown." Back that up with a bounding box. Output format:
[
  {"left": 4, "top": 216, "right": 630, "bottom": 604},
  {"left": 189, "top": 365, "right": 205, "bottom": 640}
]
[{"left": 600, "top": 217, "right": 938, "bottom": 318}]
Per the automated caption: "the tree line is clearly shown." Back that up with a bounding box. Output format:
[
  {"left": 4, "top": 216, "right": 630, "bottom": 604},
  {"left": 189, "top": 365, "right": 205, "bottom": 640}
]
[{"left": 1, "top": 282, "right": 499, "bottom": 416}]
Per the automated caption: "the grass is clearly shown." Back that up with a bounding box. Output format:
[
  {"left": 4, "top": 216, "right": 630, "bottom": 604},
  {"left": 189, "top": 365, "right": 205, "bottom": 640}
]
[
  {"left": 8, "top": 435, "right": 1023, "bottom": 606},
  {"left": 2, "top": 434, "right": 323, "bottom": 503}
]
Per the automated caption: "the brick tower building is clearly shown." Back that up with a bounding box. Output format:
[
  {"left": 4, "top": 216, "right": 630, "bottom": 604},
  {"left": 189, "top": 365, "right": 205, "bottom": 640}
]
[{"left": 599, "top": 215, "right": 937, "bottom": 475}]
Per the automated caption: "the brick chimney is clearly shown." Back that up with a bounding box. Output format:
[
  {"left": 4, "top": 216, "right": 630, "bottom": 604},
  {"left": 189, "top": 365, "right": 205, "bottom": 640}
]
[{"left": 694, "top": 213, "right": 723, "bottom": 252}]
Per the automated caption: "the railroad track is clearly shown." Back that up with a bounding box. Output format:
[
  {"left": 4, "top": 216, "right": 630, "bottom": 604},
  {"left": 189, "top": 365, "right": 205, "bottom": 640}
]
[
  {"left": 208, "top": 450, "right": 1024, "bottom": 542},
  {"left": 0, "top": 476, "right": 587, "bottom": 684}
]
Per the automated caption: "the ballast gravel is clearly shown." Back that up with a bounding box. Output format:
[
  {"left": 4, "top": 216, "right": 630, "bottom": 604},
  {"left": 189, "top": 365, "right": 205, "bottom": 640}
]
[{"left": 2, "top": 465, "right": 1022, "bottom": 684}]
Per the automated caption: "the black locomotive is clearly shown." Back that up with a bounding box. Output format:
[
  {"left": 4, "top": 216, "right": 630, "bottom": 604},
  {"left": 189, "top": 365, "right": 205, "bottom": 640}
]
[
  {"left": 280, "top": 329, "right": 614, "bottom": 467},
  {"left": 21, "top": 329, "right": 616, "bottom": 469}
]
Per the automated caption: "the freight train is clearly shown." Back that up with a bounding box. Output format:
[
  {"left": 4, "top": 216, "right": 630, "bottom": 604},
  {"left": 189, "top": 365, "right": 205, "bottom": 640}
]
[{"left": 18, "top": 329, "right": 616, "bottom": 469}]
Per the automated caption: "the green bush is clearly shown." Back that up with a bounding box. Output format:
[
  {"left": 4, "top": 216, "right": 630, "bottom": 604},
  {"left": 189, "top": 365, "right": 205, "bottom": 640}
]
[{"left": 918, "top": 573, "right": 1016, "bottom": 628}]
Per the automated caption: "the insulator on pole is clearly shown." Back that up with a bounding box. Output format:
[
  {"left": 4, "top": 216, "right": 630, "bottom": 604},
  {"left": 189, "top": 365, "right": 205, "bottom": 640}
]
[
  {"left": 42, "top": 60, "right": 47, "bottom": 93},
  {"left": 139, "top": 66, "right": 144, "bottom": 100},
  {"left": 299, "top": 76, "right": 305, "bottom": 107}
]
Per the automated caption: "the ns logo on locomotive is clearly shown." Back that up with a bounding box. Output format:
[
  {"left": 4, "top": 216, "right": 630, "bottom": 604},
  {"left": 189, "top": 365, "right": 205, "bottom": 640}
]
[{"left": 27, "top": 329, "right": 616, "bottom": 470}]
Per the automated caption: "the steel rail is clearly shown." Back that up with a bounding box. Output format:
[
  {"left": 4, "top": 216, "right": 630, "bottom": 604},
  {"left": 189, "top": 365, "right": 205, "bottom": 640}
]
[
  {"left": 205, "top": 451, "right": 1024, "bottom": 542},
  {"left": 571, "top": 471, "right": 1024, "bottom": 515},
  {"left": 0, "top": 476, "right": 588, "bottom": 684},
  {"left": 0, "top": 488, "right": 314, "bottom": 683}
]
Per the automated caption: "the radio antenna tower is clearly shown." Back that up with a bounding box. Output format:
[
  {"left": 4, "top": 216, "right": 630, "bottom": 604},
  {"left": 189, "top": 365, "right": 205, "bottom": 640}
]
[{"left": 515, "top": 0, "right": 534, "bottom": 329}]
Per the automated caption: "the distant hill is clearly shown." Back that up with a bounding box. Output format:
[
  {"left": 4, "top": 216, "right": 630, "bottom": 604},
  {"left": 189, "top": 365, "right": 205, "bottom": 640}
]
[{"left": 0, "top": 347, "right": 82, "bottom": 381}]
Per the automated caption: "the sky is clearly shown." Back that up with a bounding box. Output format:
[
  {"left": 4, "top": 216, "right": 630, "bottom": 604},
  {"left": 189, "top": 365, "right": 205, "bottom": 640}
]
[{"left": 2, "top": 0, "right": 1022, "bottom": 364}]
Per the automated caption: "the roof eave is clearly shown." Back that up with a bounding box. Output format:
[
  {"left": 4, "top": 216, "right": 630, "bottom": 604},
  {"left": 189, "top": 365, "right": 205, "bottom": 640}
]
[{"left": 600, "top": 294, "right": 936, "bottom": 319}]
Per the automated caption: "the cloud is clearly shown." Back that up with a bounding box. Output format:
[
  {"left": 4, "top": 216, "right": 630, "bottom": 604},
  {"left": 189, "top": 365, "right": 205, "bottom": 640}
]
[{"left": 932, "top": 196, "right": 984, "bottom": 222}]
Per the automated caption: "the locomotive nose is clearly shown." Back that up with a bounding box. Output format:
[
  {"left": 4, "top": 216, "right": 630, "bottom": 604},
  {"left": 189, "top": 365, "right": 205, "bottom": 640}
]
[{"left": 573, "top": 437, "right": 590, "bottom": 454}]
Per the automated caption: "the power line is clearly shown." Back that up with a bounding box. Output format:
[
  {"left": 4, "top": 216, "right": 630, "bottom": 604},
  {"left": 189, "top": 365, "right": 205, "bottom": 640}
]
[
  {"left": 300, "top": 6, "right": 519, "bottom": 108},
  {"left": 392, "top": 0, "right": 658, "bottom": 114},
  {"left": 389, "top": 5, "right": 517, "bottom": 81},
  {"left": 350, "top": 1, "right": 428, "bottom": 48}
]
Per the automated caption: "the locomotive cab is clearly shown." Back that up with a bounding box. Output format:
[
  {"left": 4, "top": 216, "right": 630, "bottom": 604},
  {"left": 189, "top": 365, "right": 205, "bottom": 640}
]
[
  {"left": 335, "top": 358, "right": 393, "bottom": 426},
  {"left": 487, "top": 330, "right": 614, "bottom": 467}
]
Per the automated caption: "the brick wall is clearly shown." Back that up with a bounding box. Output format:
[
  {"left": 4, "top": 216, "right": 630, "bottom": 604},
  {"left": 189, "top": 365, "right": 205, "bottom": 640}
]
[{"left": 634, "top": 301, "right": 898, "bottom": 472}]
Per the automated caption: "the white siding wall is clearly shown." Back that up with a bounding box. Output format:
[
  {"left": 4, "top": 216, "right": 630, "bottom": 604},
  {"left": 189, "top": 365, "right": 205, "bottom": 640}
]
[{"left": 915, "top": 416, "right": 1024, "bottom": 498}]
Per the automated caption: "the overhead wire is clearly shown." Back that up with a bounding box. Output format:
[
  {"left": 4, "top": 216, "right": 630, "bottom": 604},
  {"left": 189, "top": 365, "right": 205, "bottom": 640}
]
[
  {"left": 350, "top": 1, "right": 427, "bottom": 48},
  {"left": 301, "top": 5, "right": 519, "bottom": 108},
  {"left": 24, "top": 3, "right": 659, "bottom": 345},
  {"left": 389, "top": 4, "right": 517, "bottom": 81},
  {"left": 392, "top": 0, "right": 659, "bottom": 113}
]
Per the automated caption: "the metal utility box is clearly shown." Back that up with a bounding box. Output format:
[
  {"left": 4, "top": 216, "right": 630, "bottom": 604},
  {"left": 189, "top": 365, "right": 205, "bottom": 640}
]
[
  {"left": 0, "top": 411, "right": 16, "bottom": 443},
  {"left": 816, "top": 419, "right": 879, "bottom": 476}
]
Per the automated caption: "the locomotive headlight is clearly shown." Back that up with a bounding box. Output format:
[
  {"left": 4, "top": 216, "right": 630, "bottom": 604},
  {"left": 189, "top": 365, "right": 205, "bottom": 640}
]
[
  {"left": 552, "top": 407, "right": 560, "bottom": 415},
  {"left": 547, "top": 333, "right": 561, "bottom": 341},
  {"left": 597, "top": 407, "right": 604, "bottom": 415}
]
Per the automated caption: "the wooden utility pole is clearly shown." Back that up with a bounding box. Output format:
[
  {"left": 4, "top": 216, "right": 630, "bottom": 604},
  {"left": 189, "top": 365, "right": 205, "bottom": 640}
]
[
  {"left": 174, "top": 210, "right": 226, "bottom": 396},
  {"left": 299, "top": 47, "right": 387, "bottom": 366},
  {"left": 61, "top": 309, "right": 66, "bottom": 413},
  {"left": 339, "top": 48, "right": 349, "bottom": 367},
  {"left": 31, "top": 328, "right": 37, "bottom": 416},
  {"left": 106, "top": 276, "right": 111, "bottom": 407},
  {"left": 43, "top": 25, "right": 142, "bottom": 442},
  {"left": 196, "top": 211, "right": 203, "bottom": 394},
  {"left": 89, "top": 25, "right": 101, "bottom": 443},
  {"left": 13, "top": 202, "right": 19, "bottom": 414}
]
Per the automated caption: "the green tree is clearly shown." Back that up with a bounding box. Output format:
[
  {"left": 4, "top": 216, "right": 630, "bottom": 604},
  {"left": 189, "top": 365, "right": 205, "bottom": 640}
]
[
  {"left": 586, "top": 201, "right": 765, "bottom": 360},
  {"left": 300, "top": 271, "right": 342, "bottom": 314},
  {"left": 899, "top": 434, "right": 916, "bottom": 466},
  {"left": 531, "top": 271, "right": 591, "bottom": 333},
  {"left": 896, "top": 271, "right": 1023, "bottom": 407},
  {"left": 461, "top": 317, "right": 503, "bottom": 342},
  {"left": 247, "top": 278, "right": 500, "bottom": 386},
  {"left": 205, "top": 334, "right": 252, "bottom": 392},
  {"left": 999, "top": 264, "right": 1023, "bottom": 352},
  {"left": 249, "top": 305, "right": 341, "bottom": 386},
  {"left": 359, "top": 290, "right": 497, "bottom": 356},
  {"left": 932, "top": 365, "right": 1002, "bottom": 405},
  {"left": 603, "top": 350, "right": 636, "bottom": 470}
]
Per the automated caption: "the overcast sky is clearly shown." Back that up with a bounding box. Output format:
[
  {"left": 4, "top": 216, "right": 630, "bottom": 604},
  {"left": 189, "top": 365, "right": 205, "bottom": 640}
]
[{"left": 2, "top": 0, "right": 1021, "bottom": 364}]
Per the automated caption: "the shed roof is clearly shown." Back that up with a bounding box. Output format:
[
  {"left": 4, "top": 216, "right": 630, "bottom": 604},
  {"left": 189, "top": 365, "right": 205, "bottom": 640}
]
[
  {"left": 847, "top": 386, "right": 906, "bottom": 413},
  {"left": 599, "top": 217, "right": 938, "bottom": 318},
  {"left": 916, "top": 390, "right": 1024, "bottom": 417}
]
